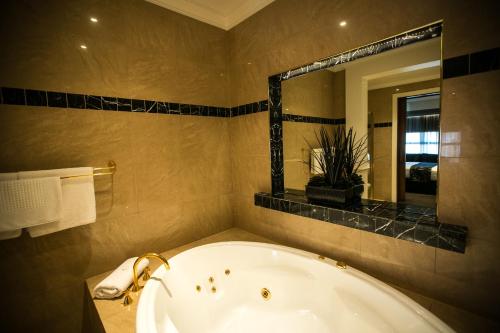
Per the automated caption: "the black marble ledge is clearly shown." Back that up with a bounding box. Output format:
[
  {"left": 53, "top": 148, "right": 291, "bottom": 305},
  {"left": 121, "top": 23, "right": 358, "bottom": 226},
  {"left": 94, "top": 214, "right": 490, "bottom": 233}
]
[{"left": 254, "top": 191, "right": 467, "bottom": 253}]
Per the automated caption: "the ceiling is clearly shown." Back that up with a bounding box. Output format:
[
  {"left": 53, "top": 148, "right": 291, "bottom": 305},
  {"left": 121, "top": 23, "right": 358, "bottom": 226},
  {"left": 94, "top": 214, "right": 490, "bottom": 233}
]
[{"left": 145, "top": 0, "right": 275, "bottom": 30}]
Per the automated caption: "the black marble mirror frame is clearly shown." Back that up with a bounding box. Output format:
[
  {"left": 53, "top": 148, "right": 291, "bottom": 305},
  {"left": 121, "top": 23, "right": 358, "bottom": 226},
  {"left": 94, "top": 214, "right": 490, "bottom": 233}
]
[{"left": 268, "top": 21, "right": 443, "bottom": 196}]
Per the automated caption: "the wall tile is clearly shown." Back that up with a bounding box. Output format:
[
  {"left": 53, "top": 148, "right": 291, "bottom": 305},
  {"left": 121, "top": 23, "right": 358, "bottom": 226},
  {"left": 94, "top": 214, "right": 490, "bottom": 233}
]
[
  {"left": 0, "top": 1, "right": 232, "bottom": 332},
  {"left": 441, "top": 71, "right": 500, "bottom": 158},
  {"left": 226, "top": 0, "right": 500, "bottom": 323}
]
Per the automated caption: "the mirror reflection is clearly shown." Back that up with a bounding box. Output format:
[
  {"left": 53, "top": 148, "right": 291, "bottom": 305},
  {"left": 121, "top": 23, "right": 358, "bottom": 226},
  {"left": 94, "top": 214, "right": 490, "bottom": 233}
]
[{"left": 282, "top": 37, "right": 441, "bottom": 207}]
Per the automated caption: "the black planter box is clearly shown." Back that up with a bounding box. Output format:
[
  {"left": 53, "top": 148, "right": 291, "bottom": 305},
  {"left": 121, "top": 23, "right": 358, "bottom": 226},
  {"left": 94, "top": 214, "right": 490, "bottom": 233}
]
[{"left": 305, "top": 184, "right": 364, "bottom": 205}]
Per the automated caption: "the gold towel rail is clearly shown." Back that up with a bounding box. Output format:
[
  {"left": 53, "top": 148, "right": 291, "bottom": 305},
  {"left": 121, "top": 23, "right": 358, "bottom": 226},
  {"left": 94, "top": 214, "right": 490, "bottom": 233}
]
[{"left": 60, "top": 160, "right": 116, "bottom": 180}]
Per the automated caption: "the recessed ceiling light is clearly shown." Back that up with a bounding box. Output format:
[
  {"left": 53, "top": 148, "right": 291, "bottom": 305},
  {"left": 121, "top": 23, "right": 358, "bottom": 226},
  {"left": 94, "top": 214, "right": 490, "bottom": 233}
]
[
  {"left": 395, "top": 88, "right": 400, "bottom": 92},
  {"left": 80, "top": 44, "right": 87, "bottom": 49},
  {"left": 247, "top": 62, "right": 252, "bottom": 65},
  {"left": 90, "top": 17, "right": 98, "bottom": 23},
  {"left": 339, "top": 21, "right": 347, "bottom": 27}
]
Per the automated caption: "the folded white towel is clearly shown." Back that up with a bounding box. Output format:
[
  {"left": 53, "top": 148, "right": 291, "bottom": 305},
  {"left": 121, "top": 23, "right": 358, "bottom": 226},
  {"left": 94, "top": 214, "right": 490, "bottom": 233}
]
[
  {"left": 21, "top": 167, "right": 96, "bottom": 237},
  {"left": 0, "top": 173, "right": 22, "bottom": 240},
  {"left": 0, "top": 229, "right": 23, "bottom": 240},
  {"left": 93, "top": 257, "right": 150, "bottom": 299},
  {"left": 0, "top": 176, "right": 63, "bottom": 232}
]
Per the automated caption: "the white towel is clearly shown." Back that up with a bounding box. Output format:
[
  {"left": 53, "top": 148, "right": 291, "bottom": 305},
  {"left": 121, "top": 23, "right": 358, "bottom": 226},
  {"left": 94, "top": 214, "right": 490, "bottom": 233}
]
[
  {"left": 93, "top": 257, "right": 150, "bottom": 299},
  {"left": 21, "top": 167, "right": 96, "bottom": 237},
  {"left": 0, "top": 173, "right": 22, "bottom": 240},
  {"left": 0, "top": 175, "right": 63, "bottom": 232},
  {"left": 0, "top": 230, "right": 23, "bottom": 240}
]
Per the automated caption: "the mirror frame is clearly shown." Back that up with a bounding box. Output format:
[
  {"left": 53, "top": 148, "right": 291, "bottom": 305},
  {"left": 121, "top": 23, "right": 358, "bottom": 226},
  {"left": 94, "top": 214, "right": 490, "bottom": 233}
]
[{"left": 268, "top": 21, "right": 443, "bottom": 198}]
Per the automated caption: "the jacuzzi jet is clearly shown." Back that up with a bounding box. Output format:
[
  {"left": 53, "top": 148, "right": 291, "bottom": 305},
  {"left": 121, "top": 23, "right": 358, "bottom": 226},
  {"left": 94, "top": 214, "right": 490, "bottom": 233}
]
[
  {"left": 208, "top": 276, "right": 214, "bottom": 283},
  {"left": 195, "top": 285, "right": 201, "bottom": 292},
  {"left": 336, "top": 261, "right": 347, "bottom": 269},
  {"left": 261, "top": 288, "right": 271, "bottom": 300},
  {"left": 211, "top": 286, "right": 217, "bottom": 293},
  {"left": 224, "top": 269, "right": 230, "bottom": 275}
]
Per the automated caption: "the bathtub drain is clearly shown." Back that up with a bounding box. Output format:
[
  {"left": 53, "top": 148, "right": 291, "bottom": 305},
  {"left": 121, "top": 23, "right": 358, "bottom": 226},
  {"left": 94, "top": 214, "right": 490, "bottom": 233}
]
[{"left": 261, "top": 288, "right": 271, "bottom": 300}]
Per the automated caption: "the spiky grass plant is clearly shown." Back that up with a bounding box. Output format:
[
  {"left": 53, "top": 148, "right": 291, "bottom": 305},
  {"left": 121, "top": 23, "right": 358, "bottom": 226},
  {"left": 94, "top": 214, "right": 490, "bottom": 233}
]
[{"left": 306, "top": 126, "right": 368, "bottom": 189}]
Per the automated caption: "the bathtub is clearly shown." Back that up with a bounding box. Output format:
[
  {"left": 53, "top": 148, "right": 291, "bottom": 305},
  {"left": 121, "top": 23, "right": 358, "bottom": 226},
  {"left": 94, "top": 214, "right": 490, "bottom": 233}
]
[{"left": 136, "top": 241, "right": 453, "bottom": 333}]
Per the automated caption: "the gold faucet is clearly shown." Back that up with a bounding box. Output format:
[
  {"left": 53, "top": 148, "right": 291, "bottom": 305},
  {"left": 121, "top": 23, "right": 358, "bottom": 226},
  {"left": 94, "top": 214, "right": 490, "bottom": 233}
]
[{"left": 132, "top": 252, "right": 170, "bottom": 292}]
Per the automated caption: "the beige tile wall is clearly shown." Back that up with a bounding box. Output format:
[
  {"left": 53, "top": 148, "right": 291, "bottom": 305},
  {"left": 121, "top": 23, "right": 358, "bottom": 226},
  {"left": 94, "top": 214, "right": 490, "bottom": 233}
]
[
  {"left": 228, "top": 0, "right": 500, "bottom": 322},
  {"left": 0, "top": 0, "right": 231, "bottom": 332}
]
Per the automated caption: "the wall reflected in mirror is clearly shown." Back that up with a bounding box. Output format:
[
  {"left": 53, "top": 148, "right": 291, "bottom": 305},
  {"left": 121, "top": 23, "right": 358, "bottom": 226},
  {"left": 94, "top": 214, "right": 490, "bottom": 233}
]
[{"left": 282, "top": 37, "right": 441, "bottom": 207}]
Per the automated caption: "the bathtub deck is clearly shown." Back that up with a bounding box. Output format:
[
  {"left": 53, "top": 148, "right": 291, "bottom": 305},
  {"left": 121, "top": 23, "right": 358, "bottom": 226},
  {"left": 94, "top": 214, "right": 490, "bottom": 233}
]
[{"left": 84, "top": 227, "right": 499, "bottom": 333}]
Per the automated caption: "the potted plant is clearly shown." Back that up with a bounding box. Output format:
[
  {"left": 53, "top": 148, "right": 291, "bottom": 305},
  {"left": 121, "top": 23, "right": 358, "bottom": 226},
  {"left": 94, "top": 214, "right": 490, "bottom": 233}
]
[{"left": 305, "top": 126, "right": 368, "bottom": 205}]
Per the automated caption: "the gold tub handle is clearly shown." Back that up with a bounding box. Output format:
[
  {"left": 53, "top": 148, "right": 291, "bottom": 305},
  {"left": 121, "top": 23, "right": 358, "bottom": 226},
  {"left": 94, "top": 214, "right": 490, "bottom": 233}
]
[{"left": 132, "top": 253, "right": 170, "bottom": 292}]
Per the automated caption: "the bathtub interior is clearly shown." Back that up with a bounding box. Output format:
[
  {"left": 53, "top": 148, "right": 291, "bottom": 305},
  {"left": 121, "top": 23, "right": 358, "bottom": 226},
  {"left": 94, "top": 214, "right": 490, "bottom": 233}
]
[{"left": 137, "top": 242, "right": 452, "bottom": 333}]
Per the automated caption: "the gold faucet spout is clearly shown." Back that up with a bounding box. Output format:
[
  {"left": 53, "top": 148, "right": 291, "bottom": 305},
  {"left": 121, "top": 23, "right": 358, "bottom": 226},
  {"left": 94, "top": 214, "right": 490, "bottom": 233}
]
[{"left": 132, "top": 252, "right": 170, "bottom": 291}]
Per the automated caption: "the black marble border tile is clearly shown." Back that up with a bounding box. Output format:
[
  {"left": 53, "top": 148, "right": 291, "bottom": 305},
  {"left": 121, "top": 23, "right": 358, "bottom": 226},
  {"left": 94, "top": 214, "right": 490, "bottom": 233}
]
[
  {"left": 47, "top": 91, "right": 67, "bottom": 108},
  {"left": 67, "top": 93, "right": 85, "bottom": 109},
  {"left": 0, "top": 86, "right": 264, "bottom": 120},
  {"left": 145, "top": 100, "right": 157, "bottom": 113},
  {"left": 85, "top": 95, "right": 102, "bottom": 110},
  {"left": 374, "top": 122, "right": 392, "bottom": 128},
  {"left": 0, "top": 87, "right": 238, "bottom": 118},
  {"left": 131, "top": 99, "right": 145, "bottom": 112},
  {"left": 102, "top": 96, "right": 118, "bottom": 111},
  {"left": 443, "top": 46, "right": 499, "bottom": 79},
  {"left": 470, "top": 47, "right": 499, "bottom": 74},
  {"left": 254, "top": 191, "right": 467, "bottom": 253},
  {"left": 26, "top": 89, "right": 47, "bottom": 106},
  {"left": 117, "top": 98, "right": 131, "bottom": 112},
  {"left": 269, "top": 75, "right": 285, "bottom": 196},
  {"left": 231, "top": 100, "right": 268, "bottom": 117},
  {"left": 279, "top": 23, "right": 442, "bottom": 81}
]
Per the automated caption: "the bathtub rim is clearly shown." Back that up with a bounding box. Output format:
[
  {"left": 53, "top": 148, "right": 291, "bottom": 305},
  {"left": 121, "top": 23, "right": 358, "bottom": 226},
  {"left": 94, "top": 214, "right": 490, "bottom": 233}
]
[{"left": 136, "top": 241, "right": 454, "bottom": 333}]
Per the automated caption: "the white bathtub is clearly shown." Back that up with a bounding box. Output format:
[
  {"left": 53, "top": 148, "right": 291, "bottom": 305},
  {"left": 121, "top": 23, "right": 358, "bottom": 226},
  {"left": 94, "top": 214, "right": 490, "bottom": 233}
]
[{"left": 136, "top": 242, "right": 453, "bottom": 333}]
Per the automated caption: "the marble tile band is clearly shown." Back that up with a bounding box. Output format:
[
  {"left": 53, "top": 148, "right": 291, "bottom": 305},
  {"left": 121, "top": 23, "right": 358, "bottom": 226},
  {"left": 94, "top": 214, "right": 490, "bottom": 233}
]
[
  {"left": 283, "top": 113, "right": 346, "bottom": 125},
  {"left": 443, "top": 46, "right": 499, "bottom": 79},
  {"left": 254, "top": 192, "right": 467, "bottom": 253},
  {"left": 1, "top": 87, "right": 269, "bottom": 118}
]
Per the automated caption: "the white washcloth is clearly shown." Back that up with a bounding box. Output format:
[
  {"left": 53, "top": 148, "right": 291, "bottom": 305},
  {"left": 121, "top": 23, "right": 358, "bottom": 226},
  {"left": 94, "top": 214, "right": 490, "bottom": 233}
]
[
  {"left": 0, "top": 230, "right": 23, "bottom": 240},
  {"left": 93, "top": 257, "right": 150, "bottom": 299},
  {"left": 21, "top": 167, "right": 96, "bottom": 237},
  {"left": 0, "top": 175, "right": 63, "bottom": 232},
  {"left": 0, "top": 173, "right": 22, "bottom": 240}
]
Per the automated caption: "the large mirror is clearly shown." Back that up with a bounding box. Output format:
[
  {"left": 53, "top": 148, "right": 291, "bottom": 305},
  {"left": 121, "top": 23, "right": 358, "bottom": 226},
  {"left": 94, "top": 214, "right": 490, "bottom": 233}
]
[{"left": 281, "top": 33, "right": 441, "bottom": 208}]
